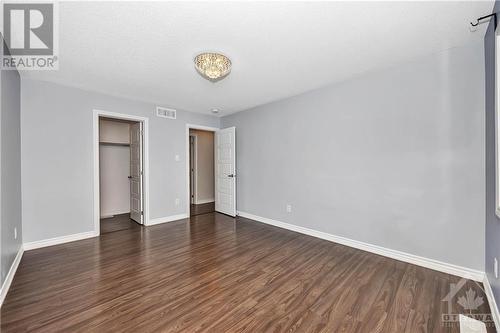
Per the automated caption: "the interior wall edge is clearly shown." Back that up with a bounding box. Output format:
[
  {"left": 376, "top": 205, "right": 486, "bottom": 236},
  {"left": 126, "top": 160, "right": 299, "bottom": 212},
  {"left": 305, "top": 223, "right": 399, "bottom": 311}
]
[
  {"left": 1, "top": 36, "right": 23, "bottom": 289},
  {"left": 0, "top": 246, "right": 24, "bottom": 308},
  {"left": 484, "top": 274, "right": 500, "bottom": 330}
]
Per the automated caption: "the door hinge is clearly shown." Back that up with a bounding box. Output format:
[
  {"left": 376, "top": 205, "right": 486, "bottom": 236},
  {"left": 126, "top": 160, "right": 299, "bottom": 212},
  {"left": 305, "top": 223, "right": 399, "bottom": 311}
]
[{"left": 141, "top": 211, "right": 144, "bottom": 215}]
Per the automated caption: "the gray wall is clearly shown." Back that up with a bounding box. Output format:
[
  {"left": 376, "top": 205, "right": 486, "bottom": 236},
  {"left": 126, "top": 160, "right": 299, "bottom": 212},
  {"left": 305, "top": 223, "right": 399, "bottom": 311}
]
[
  {"left": 222, "top": 41, "right": 485, "bottom": 270},
  {"left": 485, "top": 1, "right": 500, "bottom": 305},
  {"left": 1, "top": 42, "right": 23, "bottom": 285},
  {"left": 21, "top": 79, "right": 220, "bottom": 243}
]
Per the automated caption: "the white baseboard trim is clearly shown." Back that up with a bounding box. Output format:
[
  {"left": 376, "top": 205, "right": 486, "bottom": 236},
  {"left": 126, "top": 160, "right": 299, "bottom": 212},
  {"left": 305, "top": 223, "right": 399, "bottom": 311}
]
[
  {"left": 148, "top": 213, "right": 189, "bottom": 226},
  {"left": 23, "top": 230, "right": 98, "bottom": 251},
  {"left": 0, "top": 246, "right": 24, "bottom": 307},
  {"left": 483, "top": 275, "right": 500, "bottom": 329},
  {"left": 237, "top": 211, "right": 485, "bottom": 282},
  {"left": 195, "top": 199, "right": 215, "bottom": 205}
]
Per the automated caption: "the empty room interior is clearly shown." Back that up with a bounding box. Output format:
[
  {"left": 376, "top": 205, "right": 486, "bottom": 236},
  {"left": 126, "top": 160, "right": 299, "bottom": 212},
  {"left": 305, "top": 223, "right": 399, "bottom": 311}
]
[{"left": 3, "top": 1, "right": 500, "bottom": 332}]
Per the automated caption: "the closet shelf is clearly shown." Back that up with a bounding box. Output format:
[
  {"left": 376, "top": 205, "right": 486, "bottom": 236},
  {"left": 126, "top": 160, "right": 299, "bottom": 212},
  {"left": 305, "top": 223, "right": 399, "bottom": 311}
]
[{"left": 99, "top": 141, "right": 130, "bottom": 147}]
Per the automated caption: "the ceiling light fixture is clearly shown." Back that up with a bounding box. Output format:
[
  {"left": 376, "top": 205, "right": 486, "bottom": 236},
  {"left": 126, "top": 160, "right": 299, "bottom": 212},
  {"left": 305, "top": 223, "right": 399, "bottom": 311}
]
[
  {"left": 194, "top": 52, "right": 231, "bottom": 82},
  {"left": 211, "top": 108, "right": 220, "bottom": 115}
]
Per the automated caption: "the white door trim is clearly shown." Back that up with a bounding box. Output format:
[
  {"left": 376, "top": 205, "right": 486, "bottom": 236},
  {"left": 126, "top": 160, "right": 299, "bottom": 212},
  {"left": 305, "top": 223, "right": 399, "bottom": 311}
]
[
  {"left": 185, "top": 124, "right": 219, "bottom": 217},
  {"left": 129, "top": 122, "right": 144, "bottom": 224},
  {"left": 189, "top": 134, "right": 198, "bottom": 204},
  {"left": 93, "top": 109, "right": 150, "bottom": 234}
]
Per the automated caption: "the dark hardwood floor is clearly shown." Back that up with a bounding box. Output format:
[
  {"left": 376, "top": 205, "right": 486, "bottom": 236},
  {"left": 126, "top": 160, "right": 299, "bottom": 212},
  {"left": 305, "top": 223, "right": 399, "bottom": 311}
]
[
  {"left": 190, "top": 202, "right": 215, "bottom": 216},
  {"left": 1, "top": 213, "right": 494, "bottom": 332},
  {"left": 100, "top": 213, "right": 141, "bottom": 234}
]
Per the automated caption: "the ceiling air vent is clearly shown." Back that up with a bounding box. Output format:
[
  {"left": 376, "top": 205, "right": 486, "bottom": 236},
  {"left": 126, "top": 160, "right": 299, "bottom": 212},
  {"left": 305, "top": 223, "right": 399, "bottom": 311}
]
[{"left": 156, "top": 106, "right": 176, "bottom": 119}]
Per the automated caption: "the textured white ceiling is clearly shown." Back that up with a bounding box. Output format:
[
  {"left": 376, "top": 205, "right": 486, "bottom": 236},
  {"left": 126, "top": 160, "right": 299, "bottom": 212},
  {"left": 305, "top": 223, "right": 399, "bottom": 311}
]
[{"left": 22, "top": 1, "right": 494, "bottom": 115}]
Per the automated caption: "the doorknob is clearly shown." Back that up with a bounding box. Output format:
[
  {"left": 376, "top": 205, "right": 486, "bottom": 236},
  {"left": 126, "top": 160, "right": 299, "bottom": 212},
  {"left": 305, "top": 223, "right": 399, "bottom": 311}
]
[
  {"left": 128, "top": 176, "right": 132, "bottom": 179},
  {"left": 227, "top": 174, "right": 235, "bottom": 178}
]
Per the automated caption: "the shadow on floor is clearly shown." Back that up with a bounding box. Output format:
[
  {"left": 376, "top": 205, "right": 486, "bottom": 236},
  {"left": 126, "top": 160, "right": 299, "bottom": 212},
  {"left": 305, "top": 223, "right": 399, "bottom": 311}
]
[
  {"left": 190, "top": 202, "right": 215, "bottom": 216},
  {"left": 100, "top": 213, "right": 142, "bottom": 234}
]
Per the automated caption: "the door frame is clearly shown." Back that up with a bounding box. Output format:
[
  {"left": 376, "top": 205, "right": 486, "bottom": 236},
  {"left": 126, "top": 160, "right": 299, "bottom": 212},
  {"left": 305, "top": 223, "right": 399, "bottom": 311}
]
[
  {"left": 185, "top": 124, "right": 219, "bottom": 217},
  {"left": 189, "top": 134, "right": 198, "bottom": 204},
  {"left": 93, "top": 109, "right": 150, "bottom": 234}
]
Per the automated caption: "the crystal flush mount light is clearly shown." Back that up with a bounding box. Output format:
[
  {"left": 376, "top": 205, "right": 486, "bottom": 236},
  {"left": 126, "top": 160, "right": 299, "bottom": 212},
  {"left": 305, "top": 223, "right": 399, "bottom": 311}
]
[{"left": 194, "top": 52, "right": 232, "bottom": 82}]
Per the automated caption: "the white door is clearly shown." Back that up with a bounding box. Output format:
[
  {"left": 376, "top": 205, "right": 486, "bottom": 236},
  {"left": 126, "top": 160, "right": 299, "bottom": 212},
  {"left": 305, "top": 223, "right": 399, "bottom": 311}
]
[
  {"left": 130, "top": 122, "right": 143, "bottom": 223},
  {"left": 215, "top": 127, "right": 236, "bottom": 216}
]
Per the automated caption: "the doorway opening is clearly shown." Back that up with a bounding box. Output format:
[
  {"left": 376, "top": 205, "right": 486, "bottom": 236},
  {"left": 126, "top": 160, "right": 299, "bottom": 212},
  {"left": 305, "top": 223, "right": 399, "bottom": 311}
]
[
  {"left": 186, "top": 124, "right": 236, "bottom": 218},
  {"left": 93, "top": 110, "right": 149, "bottom": 235},
  {"left": 99, "top": 117, "right": 143, "bottom": 234},
  {"left": 189, "top": 129, "right": 215, "bottom": 216}
]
